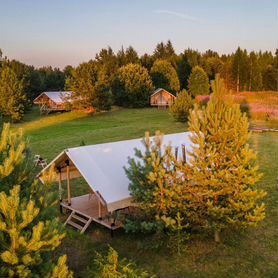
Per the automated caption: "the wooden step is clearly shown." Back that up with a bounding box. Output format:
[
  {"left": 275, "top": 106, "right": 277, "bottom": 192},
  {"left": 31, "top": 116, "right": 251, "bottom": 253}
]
[
  {"left": 71, "top": 214, "right": 88, "bottom": 224},
  {"left": 64, "top": 211, "right": 93, "bottom": 233},
  {"left": 67, "top": 220, "right": 84, "bottom": 231}
]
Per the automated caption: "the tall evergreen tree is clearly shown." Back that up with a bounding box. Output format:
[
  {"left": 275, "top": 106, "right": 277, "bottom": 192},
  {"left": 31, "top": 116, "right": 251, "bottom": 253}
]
[
  {"left": 248, "top": 51, "right": 262, "bottom": 91},
  {"left": 95, "top": 47, "right": 119, "bottom": 87},
  {"left": 140, "top": 53, "right": 154, "bottom": 71},
  {"left": 153, "top": 40, "right": 177, "bottom": 68},
  {"left": 231, "top": 47, "right": 249, "bottom": 92},
  {"left": 187, "top": 75, "right": 266, "bottom": 242},
  {"left": 177, "top": 49, "right": 202, "bottom": 90}
]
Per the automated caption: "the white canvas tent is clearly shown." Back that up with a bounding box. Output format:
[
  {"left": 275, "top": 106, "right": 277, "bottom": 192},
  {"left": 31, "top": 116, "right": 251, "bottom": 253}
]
[
  {"left": 34, "top": 91, "right": 72, "bottom": 104},
  {"left": 38, "top": 132, "right": 193, "bottom": 232},
  {"left": 33, "top": 91, "right": 72, "bottom": 114}
]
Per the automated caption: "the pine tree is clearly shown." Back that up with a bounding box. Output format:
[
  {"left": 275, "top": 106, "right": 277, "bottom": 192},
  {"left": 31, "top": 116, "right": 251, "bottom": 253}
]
[
  {"left": 162, "top": 212, "right": 190, "bottom": 256},
  {"left": 0, "top": 123, "right": 72, "bottom": 278},
  {"left": 117, "top": 46, "right": 139, "bottom": 66},
  {"left": 188, "top": 66, "right": 210, "bottom": 97},
  {"left": 248, "top": 51, "right": 262, "bottom": 91},
  {"left": 187, "top": 75, "right": 266, "bottom": 242},
  {"left": 125, "top": 132, "right": 189, "bottom": 227},
  {"left": 169, "top": 89, "right": 194, "bottom": 122},
  {"left": 0, "top": 66, "right": 26, "bottom": 122},
  {"left": 0, "top": 123, "right": 33, "bottom": 194},
  {"left": 231, "top": 47, "right": 249, "bottom": 92}
]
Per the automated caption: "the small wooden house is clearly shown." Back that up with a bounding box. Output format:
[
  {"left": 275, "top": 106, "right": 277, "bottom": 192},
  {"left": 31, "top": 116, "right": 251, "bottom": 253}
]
[
  {"left": 38, "top": 132, "right": 192, "bottom": 234},
  {"left": 33, "top": 91, "right": 72, "bottom": 114},
  {"left": 150, "top": 88, "right": 176, "bottom": 107}
]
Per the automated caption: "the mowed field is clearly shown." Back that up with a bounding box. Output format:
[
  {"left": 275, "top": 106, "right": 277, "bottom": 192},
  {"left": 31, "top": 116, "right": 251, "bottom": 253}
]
[
  {"left": 17, "top": 107, "right": 187, "bottom": 161},
  {"left": 14, "top": 107, "right": 278, "bottom": 278}
]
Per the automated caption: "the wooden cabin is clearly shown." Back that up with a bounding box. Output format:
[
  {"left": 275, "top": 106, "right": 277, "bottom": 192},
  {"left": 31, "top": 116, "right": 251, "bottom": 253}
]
[
  {"left": 150, "top": 88, "right": 176, "bottom": 107},
  {"left": 33, "top": 91, "right": 72, "bottom": 114},
  {"left": 37, "top": 132, "right": 192, "bottom": 234}
]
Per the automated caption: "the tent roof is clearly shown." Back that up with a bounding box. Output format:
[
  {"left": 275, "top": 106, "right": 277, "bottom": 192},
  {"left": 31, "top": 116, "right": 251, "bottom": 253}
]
[
  {"left": 150, "top": 88, "right": 176, "bottom": 98},
  {"left": 34, "top": 91, "right": 72, "bottom": 104},
  {"left": 39, "top": 132, "right": 192, "bottom": 211}
]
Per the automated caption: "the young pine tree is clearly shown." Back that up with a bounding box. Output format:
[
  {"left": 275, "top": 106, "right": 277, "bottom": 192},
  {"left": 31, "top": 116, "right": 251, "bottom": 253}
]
[
  {"left": 125, "top": 131, "right": 189, "bottom": 233},
  {"left": 187, "top": 75, "right": 266, "bottom": 242},
  {"left": 169, "top": 89, "right": 194, "bottom": 122},
  {"left": 0, "top": 123, "right": 33, "bottom": 194},
  {"left": 91, "top": 246, "right": 152, "bottom": 278},
  {"left": 0, "top": 124, "right": 72, "bottom": 278}
]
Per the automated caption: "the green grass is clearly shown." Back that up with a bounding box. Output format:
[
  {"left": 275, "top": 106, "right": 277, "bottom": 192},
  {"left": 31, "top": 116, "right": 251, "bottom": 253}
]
[
  {"left": 14, "top": 108, "right": 278, "bottom": 278},
  {"left": 16, "top": 107, "right": 187, "bottom": 161}
]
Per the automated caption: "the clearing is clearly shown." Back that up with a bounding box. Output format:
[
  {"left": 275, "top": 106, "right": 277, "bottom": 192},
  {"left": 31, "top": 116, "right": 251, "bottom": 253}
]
[{"left": 13, "top": 107, "right": 278, "bottom": 278}]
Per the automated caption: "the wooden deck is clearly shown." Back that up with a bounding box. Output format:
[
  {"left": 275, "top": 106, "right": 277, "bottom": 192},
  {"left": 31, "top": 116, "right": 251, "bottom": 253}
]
[{"left": 61, "top": 194, "right": 123, "bottom": 233}]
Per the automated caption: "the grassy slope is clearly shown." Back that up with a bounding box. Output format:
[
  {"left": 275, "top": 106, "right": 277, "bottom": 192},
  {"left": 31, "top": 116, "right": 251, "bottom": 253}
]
[
  {"left": 15, "top": 107, "right": 278, "bottom": 278},
  {"left": 16, "top": 107, "right": 186, "bottom": 161}
]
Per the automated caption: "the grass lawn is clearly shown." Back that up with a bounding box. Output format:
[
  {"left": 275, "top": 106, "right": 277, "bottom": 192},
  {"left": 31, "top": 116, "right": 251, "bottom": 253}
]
[
  {"left": 14, "top": 107, "right": 278, "bottom": 278},
  {"left": 15, "top": 106, "right": 187, "bottom": 161}
]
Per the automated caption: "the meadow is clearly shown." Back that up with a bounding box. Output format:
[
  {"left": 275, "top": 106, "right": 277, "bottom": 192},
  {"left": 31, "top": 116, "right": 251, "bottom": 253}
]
[
  {"left": 13, "top": 105, "right": 278, "bottom": 278},
  {"left": 197, "top": 91, "right": 278, "bottom": 128}
]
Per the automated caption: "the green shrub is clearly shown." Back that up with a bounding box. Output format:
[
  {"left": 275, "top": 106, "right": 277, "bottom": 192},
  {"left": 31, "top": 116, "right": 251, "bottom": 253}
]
[
  {"left": 188, "top": 66, "right": 210, "bottom": 97},
  {"left": 169, "top": 89, "right": 194, "bottom": 122},
  {"left": 91, "top": 246, "right": 154, "bottom": 278}
]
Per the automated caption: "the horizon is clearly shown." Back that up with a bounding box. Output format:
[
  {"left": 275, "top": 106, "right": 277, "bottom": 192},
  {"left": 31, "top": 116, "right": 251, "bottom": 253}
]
[{"left": 0, "top": 0, "right": 277, "bottom": 69}]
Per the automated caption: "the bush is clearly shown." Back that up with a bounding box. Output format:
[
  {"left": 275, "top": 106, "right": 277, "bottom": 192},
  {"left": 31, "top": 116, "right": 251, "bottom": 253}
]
[
  {"left": 188, "top": 66, "right": 210, "bottom": 97},
  {"left": 195, "top": 95, "right": 210, "bottom": 107},
  {"left": 239, "top": 99, "right": 251, "bottom": 118},
  {"left": 91, "top": 246, "right": 153, "bottom": 278},
  {"left": 169, "top": 89, "right": 194, "bottom": 122}
]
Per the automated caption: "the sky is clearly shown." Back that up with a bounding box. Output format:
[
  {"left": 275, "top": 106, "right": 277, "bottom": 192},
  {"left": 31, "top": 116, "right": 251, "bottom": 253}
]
[{"left": 0, "top": 0, "right": 277, "bottom": 69}]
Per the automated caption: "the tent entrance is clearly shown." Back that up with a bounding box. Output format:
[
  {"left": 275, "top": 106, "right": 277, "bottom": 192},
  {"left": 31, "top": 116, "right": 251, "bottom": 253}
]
[
  {"left": 61, "top": 194, "right": 123, "bottom": 234},
  {"left": 55, "top": 156, "right": 124, "bottom": 233}
]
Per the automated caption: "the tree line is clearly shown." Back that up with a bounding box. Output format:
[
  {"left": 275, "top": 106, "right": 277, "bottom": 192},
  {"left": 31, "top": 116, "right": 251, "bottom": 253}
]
[{"left": 0, "top": 42, "right": 277, "bottom": 121}]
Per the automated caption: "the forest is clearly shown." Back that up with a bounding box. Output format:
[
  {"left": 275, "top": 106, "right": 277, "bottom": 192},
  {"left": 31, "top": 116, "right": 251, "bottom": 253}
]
[{"left": 0, "top": 41, "right": 277, "bottom": 121}]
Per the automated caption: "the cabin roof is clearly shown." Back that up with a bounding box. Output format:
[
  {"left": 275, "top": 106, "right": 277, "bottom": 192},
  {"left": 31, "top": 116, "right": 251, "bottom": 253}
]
[
  {"left": 38, "top": 132, "right": 193, "bottom": 212},
  {"left": 34, "top": 91, "right": 72, "bottom": 104},
  {"left": 150, "top": 88, "right": 176, "bottom": 98}
]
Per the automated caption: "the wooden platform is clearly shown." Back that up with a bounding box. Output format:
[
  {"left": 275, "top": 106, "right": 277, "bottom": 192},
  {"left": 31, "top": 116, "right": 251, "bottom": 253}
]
[{"left": 61, "top": 194, "right": 123, "bottom": 233}]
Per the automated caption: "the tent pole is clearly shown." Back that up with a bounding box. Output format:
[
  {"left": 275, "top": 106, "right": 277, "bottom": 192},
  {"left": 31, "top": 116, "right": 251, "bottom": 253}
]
[
  {"left": 175, "top": 147, "right": 178, "bottom": 159},
  {"left": 182, "top": 144, "right": 186, "bottom": 164},
  {"left": 57, "top": 166, "right": 63, "bottom": 213},
  {"left": 66, "top": 160, "right": 71, "bottom": 206}
]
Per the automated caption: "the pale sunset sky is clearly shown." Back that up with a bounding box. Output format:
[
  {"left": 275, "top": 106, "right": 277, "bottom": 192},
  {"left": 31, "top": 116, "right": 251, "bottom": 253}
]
[{"left": 0, "top": 0, "right": 277, "bottom": 69}]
